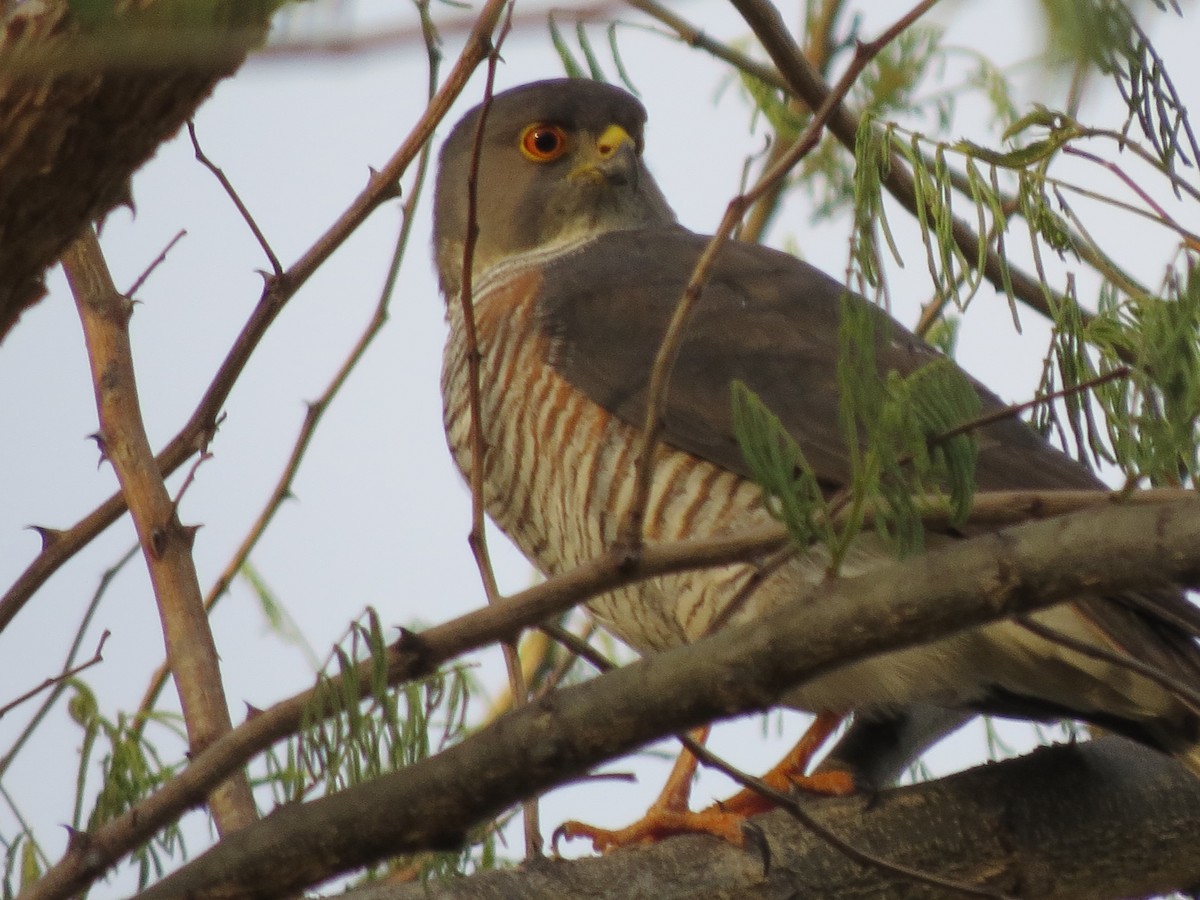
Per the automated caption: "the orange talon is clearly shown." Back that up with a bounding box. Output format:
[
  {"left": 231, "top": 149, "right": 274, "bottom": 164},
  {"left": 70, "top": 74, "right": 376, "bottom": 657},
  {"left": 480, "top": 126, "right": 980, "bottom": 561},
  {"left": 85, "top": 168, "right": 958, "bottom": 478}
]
[{"left": 555, "top": 712, "right": 857, "bottom": 854}]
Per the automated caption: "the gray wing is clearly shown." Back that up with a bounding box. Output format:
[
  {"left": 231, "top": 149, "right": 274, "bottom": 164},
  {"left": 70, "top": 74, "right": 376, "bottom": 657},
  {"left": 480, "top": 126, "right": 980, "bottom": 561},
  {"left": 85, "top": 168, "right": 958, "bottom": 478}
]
[
  {"left": 538, "top": 225, "right": 1098, "bottom": 494},
  {"left": 537, "top": 225, "right": 1200, "bottom": 751}
]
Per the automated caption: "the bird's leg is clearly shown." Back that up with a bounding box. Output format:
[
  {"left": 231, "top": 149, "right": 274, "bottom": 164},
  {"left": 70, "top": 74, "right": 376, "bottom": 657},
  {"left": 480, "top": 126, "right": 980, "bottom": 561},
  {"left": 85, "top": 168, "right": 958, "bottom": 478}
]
[
  {"left": 555, "top": 725, "right": 715, "bottom": 853},
  {"left": 555, "top": 712, "right": 855, "bottom": 853},
  {"left": 706, "top": 710, "right": 855, "bottom": 819}
]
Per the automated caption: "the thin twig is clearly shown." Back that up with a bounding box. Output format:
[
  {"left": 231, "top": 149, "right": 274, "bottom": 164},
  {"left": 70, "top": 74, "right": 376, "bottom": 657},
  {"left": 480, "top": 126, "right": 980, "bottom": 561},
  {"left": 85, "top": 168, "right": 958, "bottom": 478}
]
[
  {"left": 932, "top": 366, "right": 1131, "bottom": 448},
  {"left": 740, "top": 0, "right": 847, "bottom": 244},
  {"left": 187, "top": 120, "right": 282, "bottom": 277},
  {"left": 0, "top": 631, "right": 110, "bottom": 721},
  {"left": 169, "top": 449, "right": 214, "bottom": 518},
  {"left": 1062, "top": 145, "right": 1200, "bottom": 251},
  {"left": 702, "top": 543, "right": 796, "bottom": 637},
  {"left": 125, "top": 229, "right": 187, "bottom": 298},
  {"left": 624, "top": 0, "right": 787, "bottom": 92},
  {"left": 450, "top": 3, "right": 543, "bottom": 857},
  {"left": 540, "top": 620, "right": 615, "bottom": 675},
  {"left": 0, "top": 546, "right": 136, "bottom": 784}
]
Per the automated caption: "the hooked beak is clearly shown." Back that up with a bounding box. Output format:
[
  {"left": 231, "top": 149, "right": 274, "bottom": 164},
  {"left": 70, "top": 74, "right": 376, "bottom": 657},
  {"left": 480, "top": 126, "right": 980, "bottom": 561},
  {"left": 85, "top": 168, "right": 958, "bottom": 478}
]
[{"left": 570, "top": 124, "right": 639, "bottom": 188}]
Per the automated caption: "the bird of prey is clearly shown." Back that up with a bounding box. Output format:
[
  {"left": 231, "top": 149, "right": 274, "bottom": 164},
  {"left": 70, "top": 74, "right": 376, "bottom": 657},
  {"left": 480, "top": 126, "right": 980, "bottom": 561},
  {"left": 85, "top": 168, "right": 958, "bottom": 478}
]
[{"left": 433, "top": 78, "right": 1200, "bottom": 850}]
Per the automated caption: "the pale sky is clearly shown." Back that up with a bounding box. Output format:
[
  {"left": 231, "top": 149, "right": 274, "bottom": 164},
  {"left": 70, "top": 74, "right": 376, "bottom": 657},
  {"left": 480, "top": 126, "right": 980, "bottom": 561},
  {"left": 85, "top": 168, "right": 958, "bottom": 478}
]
[{"left": 1, "top": 0, "right": 1197, "bottom": 894}]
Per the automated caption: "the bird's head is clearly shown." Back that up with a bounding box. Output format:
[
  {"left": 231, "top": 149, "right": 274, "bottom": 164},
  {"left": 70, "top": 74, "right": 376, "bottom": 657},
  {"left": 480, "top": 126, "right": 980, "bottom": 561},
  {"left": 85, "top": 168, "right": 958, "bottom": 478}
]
[{"left": 433, "top": 78, "right": 676, "bottom": 297}]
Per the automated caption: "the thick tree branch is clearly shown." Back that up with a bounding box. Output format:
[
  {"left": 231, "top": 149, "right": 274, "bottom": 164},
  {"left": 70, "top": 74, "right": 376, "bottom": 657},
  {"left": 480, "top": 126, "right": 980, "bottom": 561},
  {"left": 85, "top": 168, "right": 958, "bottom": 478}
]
[
  {"left": 0, "top": 0, "right": 280, "bottom": 341},
  {"left": 126, "top": 499, "right": 1200, "bottom": 900},
  {"left": 19, "top": 489, "right": 1196, "bottom": 900},
  {"left": 348, "top": 738, "right": 1200, "bottom": 900}
]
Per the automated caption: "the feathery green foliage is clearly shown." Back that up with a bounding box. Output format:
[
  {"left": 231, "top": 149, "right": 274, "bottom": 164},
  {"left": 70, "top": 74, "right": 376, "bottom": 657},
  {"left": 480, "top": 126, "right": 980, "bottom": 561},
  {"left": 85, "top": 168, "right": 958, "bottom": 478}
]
[
  {"left": 835, "top": 295, "right": 981, "bottom": 556},
  {"left": 261, "top": 609, "right": 495, "bottom": 884},
  {"left": 730, "top": 380, "right": 833, "bottom": 552},
  {"left": 731, "top": 299, "right": 981, "bottom": 565},
  {"left": 67, "top": 682, "right": 186, "bottom": 890}
]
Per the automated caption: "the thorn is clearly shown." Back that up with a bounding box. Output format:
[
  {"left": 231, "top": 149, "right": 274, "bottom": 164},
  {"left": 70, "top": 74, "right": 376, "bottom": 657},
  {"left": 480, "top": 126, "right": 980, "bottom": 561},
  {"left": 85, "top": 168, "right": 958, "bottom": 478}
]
[
  {"left": 149, "top": 527, "right": 168, "bottom": 559},
  {"left": 392, "top": 627, "right": 433, "bottom": 673},
  {"left": 195, "top": 413, "right": 226, "bottom": 452},
  {"left": 28, "top": 524, "right": 65, "bottom": 551},
  {"left": 179, "top": 523, "right": 201, "bottom": 549},
  {"left": 63, "top": 825, "right": 91, "bottom": 854},
  {"left": 244, "top": 701, "right": 264, "bottom": 720},
  {"left": 117, "top": 177, "right": 136, "bottom": 215},
  {"left": 87, "top": 432, "right": 108, "bottom": 467},
  {"left": 367, "top": 166, "right": 403, "bottom": 201}
]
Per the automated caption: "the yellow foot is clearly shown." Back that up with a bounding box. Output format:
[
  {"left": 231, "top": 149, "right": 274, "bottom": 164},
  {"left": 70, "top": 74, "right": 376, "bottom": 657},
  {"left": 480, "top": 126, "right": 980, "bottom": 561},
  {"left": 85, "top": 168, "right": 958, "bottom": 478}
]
[
  {"left": 555, "top": 713, "right": 857, "bottom": 855},
  {"left": 554, "top": 768, "right": 858, "bottom": 853},
  {"left": 720, "top": 768, "right": 858, "bottom": 818},
  {"left": 554, "top": 805, "right": 750, "bottom": 852}
]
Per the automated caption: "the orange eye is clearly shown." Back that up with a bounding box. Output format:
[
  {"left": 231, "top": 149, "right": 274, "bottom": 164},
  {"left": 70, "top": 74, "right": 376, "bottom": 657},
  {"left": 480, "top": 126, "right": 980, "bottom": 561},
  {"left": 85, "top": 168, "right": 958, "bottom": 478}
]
[{"left": 520, "top": 124, "right": 569, "bottom": 162}]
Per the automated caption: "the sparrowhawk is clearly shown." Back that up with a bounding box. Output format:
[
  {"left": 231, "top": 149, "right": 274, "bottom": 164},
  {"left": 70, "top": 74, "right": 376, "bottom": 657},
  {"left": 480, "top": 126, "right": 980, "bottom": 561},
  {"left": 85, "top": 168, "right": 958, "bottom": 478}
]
[{"left": 434, "top": 78, "right": 1200, "bottom": 849}]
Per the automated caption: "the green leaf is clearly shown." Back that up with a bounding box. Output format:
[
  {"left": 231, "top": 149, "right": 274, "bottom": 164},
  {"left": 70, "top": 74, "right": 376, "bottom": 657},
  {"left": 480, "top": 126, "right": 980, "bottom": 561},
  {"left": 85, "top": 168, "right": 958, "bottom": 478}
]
[
  {"left": 548, "top": 14, "right": 586, "bottom": 79},
  {"left": 730, "top": 380, "right": 830, "bottom": 549}
]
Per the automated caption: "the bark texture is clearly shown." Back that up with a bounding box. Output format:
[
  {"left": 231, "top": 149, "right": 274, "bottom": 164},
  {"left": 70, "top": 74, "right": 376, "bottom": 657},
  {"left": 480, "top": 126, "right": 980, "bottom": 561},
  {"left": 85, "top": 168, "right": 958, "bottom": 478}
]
[
  {"left": 352, "top": 738, "right": 1200, "bottom": 900},
  {"left": 0, "top": 0, "right": 278, "bottom": 341}
]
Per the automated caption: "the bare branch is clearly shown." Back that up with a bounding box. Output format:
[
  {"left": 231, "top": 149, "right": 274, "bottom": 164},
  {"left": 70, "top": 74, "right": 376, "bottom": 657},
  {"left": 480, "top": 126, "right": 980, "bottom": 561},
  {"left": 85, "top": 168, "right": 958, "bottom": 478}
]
[
  {"left": 0, "top": 631, "right": 109, "bottom": 721},
  {"left": 187, "top": 120, "right": 282, "bottom": 277}
]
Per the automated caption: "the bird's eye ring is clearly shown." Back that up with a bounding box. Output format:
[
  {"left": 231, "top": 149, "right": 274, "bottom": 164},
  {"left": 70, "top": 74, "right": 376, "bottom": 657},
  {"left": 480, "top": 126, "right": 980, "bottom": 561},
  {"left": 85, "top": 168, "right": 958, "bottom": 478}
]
[{"left": 520, "top": 124, "right": 569, "bottom": 162}]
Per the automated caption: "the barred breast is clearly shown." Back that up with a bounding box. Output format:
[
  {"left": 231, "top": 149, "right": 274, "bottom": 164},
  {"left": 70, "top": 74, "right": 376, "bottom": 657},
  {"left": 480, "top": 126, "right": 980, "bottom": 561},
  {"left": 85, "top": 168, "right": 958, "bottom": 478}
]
[
  {"left": 441, "top": 254, "right": 1015, "bottom": 716},
  {"left": 441, "top": 259, "right": 782, "bottom": 654}
]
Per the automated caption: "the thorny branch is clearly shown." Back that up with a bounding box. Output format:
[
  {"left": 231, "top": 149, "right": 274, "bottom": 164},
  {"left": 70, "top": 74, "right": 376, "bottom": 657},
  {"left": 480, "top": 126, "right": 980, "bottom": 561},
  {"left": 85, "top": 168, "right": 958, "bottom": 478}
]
[
  {"left": 0, "top": 0, "right": 510, "bottom": 639},
  {"left": 131, "top": 0, "right": 446, "bottom": 744},
  {"left": 63, "top": 227, "right": 258, "bottom": 835}
]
